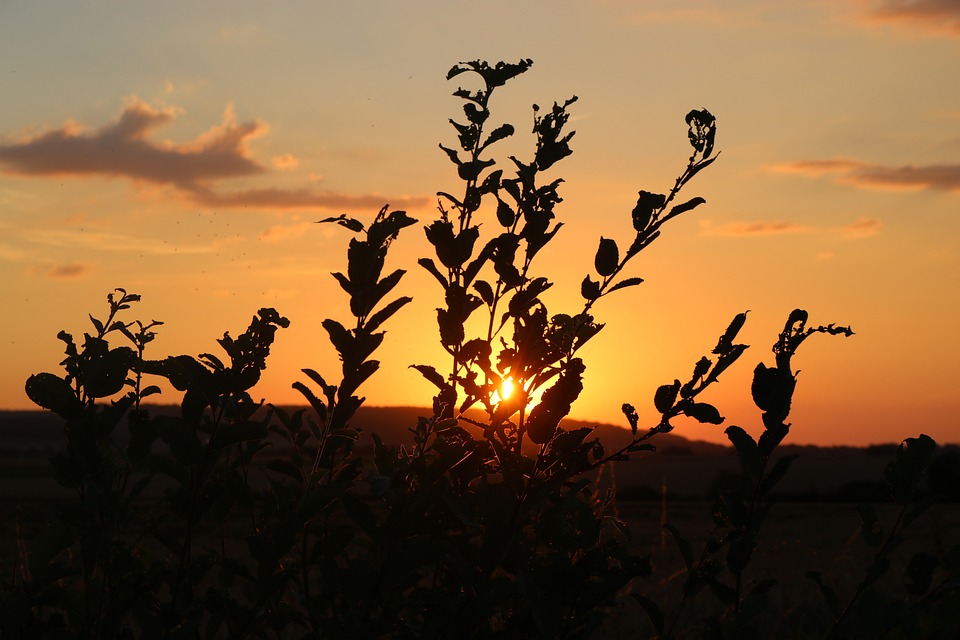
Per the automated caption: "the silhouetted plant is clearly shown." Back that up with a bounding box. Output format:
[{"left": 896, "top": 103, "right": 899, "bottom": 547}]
[
  {"left": 5, "top": 59, "right": 958, "bottom": 640},
  {"left": 809, "top": 434, "right": 960, "bottom": 639},
  {"left": 638, "top": 310, "right": 854, "bottom": 638},
  {"left": 14, "top": 292, "right": 290, "bottom": 638}
]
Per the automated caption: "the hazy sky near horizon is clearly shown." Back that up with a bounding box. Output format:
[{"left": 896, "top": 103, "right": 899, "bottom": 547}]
[{"left": 1, "top": 1, "right": 958, "bottom": 446}]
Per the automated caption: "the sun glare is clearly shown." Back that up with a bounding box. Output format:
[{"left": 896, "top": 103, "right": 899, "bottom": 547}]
[
  {"left": 491, "top": 376, "right": 519, "bottom": 405},
  {"left": 489, "top": 376, "right": 545, "bottom": 410}
]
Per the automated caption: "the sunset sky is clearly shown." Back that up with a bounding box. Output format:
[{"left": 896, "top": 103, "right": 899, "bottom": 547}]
[{"left": 1, "top": 1, "right": 957, "bottom": 446}]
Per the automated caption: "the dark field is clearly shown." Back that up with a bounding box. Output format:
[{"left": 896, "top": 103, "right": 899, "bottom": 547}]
[
  {"left": 4, "top": 481, "right": 957, "bottom": 638},
  {"left": 601, "top": 500, "right": 960, "bottom": 637},
  {"left": 2, "top": 408, "right": 957, "bottom": 638}
]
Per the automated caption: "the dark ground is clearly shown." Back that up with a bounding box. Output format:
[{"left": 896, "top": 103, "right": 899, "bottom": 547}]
[{"left": 1, "top": 407, "right": 957, "bottom": 639}]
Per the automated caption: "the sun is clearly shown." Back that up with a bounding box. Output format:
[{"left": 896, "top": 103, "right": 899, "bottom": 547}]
[{"left": 490, "top": 376, "right": 518, "bottom": 405}]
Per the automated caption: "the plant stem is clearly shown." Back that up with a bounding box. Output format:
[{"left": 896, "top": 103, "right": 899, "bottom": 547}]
[{"left": 829, "top": 504, "right": 908, "bottom": 638}]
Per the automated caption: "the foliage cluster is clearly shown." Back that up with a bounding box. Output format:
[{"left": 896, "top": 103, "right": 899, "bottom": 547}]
[{"left": 4, "top": 60, "right": 959, "bottom": 639}]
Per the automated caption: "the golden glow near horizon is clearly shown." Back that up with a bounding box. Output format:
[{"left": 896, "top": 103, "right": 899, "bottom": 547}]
[{"left": 1, "top": 1, "right": 958, "bottom": 447}]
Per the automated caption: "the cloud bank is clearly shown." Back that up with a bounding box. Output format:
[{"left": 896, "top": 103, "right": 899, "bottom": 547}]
[
  {"left": 0, "top": 98, "right": 264, "bottom": 187},
  {"left": 0, "top": 97, "right": 428, "bottom": 212},
  {"left": 865, "top": 0, "right": 960, "bottom": 35},
  {"left": 770, "top": 158, "right": 960, "bottom": 192}
]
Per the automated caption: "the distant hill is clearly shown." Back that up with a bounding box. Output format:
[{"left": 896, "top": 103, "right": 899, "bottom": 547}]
[
  {"left": 3, "top": 406, "right": 952, "bottom": 499},
  {"left": 0, "top": 405, "right": 726, "bottom": 457}
]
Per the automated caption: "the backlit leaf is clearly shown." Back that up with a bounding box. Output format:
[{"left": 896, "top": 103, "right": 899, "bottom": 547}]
[
  {"left": 365, "top": 296, "right": 412, "bottom": 333},
  {"left": 607, "top": 277, "right": 644, "bottom": 294},
  {"left": 654, "top": 380, "right": 680, "bottom": 414},
  {"left": 667, "top": 196, "right": 706, "bottom": 219},
  {"left": 683, "top": 402, "right": 723, "bottom": 424},
  {"left": 726, "top": 425, "right": 762, "bottom": 479},
  {"left": 473, "top": 280, "right": 494, "bottom": 306},
  {"left": 594, "top": 237, "right": 619, "bottom": 277},
  {"left": 580, "top": 275, "right": 601, "bottom": 301},
  {"left": 411, "top": 364, "right": 446, "bottom": 390},
  {"left": 25, "top": 373, "right": 83, "bottom": 419},
  {"left": 317, "top": 214, "right": 364, "bottom": 232}
]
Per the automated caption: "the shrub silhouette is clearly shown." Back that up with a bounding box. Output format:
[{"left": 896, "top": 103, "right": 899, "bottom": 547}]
[{"left": 5, "top": 59, "right": 959, "bottom": 639}]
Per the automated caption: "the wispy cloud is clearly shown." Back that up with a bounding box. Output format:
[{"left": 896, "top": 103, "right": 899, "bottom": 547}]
[
  {"left": 190, "top": 186, "right": 427, "bottom": 211},
  {"left": 23, "top": 228, "right": 222, "bottom": 255},
  {"left": 0, "top": 243, "right": 28, "bottom": 261},
  {"left": 0, "top": 97, "right": 428, "bottom": 212},
  {"left": 844, "top": 164, "right": 960, "bottom": 191},
  {"left": 770, "top": 159, "right": 865, "bottom": 176},
  {"left": 272, "top": 153, "right": 300, "bottom": 170},
  {"left": 842, "top": 216, "right": 883, "bottom": 238},
  {"left": 217, "top": 24, "right": 266, "bottom": 44},
  {"left": 700, "top": 216, "right": 881, "bottom": 238},
  {"left": 864, "top": 0, "right": 960, "bottom": 36},
  {"left": 769, "top": 158, "right": 960, "bottom": 192},
  {"left": 701, "top": 221, "right": 811, "bottom": 237},
  {"left": 617, "top": 5, "right": 766, "bottom": 27},
  {"left": 258, "top": 222, "right": 312, "bottom": 243},
  {"left": 26, "top": 262, "right": 94, "bottom": 279},
  {"left": 623, "top": 8, "right": 731, "bottom": 25}
]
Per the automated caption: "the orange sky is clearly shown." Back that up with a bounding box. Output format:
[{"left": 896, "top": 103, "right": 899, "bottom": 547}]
[{"left": 1, "top": 2, "right": 958, "bottom": 446}]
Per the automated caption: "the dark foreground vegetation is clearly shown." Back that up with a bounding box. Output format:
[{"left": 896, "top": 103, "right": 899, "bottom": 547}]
[{"left": 3, "top": 60, "right": 958, "bottom": 639}]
